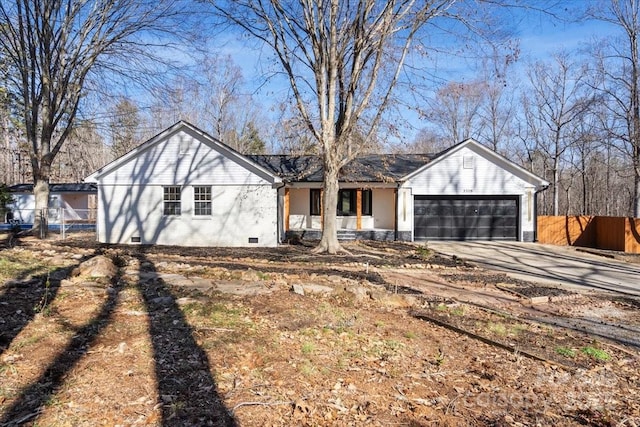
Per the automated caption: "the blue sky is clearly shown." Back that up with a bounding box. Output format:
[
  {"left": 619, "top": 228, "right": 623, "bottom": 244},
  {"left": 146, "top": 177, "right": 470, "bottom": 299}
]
[
  {"left": 517, "top": 8, "right": 614, "bottom": 60},
  {"left": 146, "top": 2, "right": 621, "bottom": 148}
]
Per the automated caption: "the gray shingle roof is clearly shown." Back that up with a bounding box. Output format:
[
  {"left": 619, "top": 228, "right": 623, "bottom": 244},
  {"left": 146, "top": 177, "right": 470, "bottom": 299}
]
[{"left": 248, "top": 154, "right": 433, "bottom": 183}]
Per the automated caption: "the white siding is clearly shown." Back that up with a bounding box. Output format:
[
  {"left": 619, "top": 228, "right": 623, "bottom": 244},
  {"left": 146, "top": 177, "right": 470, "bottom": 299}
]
[
  {"left": 95, "top": 126, "right": 279, "bottom": 247},
  {"left": 99, "top": 127, "right": 270, "bottom": 186},
  {"left": 406, "top": 145, "right": 529, "bottom": 195},
  {"left": 98, "top": 184, "right": 278, "bottom": 247},
  {"left": 401, "top": 144, "right": 537, "bottom": 241}
]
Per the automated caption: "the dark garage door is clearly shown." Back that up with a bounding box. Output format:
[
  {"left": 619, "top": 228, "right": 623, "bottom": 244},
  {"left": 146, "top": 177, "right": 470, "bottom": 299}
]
[{"left": 414, "top": 196, "right": 518, "bottom": 241}]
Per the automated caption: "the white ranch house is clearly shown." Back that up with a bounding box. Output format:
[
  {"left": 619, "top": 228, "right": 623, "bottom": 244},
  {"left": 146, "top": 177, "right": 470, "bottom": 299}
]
[{"left": 85, "top": 121, "right": 549, "bottom": 247}]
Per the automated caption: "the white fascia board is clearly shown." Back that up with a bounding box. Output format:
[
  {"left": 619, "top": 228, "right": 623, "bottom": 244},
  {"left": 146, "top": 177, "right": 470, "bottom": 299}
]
[
  {"left": 401, "top": 138, "right": 550, "bottom": 189},
  {"left": 84, "top": 121, "right": 281, "bottom": 185}
]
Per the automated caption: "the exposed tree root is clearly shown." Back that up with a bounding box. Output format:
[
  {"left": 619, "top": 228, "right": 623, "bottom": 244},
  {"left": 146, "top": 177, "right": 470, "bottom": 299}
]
[{"left": 312, "top": 241, "right": 353, "bottom": 255}]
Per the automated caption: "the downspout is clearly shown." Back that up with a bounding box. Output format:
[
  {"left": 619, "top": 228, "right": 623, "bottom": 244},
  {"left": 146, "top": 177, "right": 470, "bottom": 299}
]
[{"left": 275, "top": 182, "right": 286, "bottom": 245}]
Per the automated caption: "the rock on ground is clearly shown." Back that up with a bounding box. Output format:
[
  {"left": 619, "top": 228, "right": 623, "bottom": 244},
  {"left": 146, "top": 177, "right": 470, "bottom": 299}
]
[{"left": 71, "top": 255, "right": 117, "bottom": 280}]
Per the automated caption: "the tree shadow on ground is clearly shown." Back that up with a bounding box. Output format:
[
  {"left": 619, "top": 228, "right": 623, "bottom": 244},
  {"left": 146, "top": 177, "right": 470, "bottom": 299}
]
[
  {"left": 1, "top": 249, "right": 237, "bottom": 426},
  {"left": 0, "top": 261, "right": 82, "bottom": 358},
  {"left": 133, "top": 248, "right": 237, "bottom": 426},
  {"left": 0, "top": 259, "right": 120, "bottom": 426}
]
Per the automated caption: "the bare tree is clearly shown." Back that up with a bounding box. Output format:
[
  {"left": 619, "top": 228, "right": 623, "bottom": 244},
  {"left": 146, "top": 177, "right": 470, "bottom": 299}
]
[
  {"left": 142, "top": 55, "right": 268, "bottom": 154},
  {"left": 477, "top": 45, "right": 519, "bottom": 155},
  {"left": 0, "top": 0, "right": 193, "bottom": 233},
  {"left": 269, "top": 100, "right": 319, "bottom": 155},
  {"left": 521, "top": 53, "right": 594, "bottom": 215},
  {"left": 52, "top": 121, "right": 110, "bottom": 183},
  {"left": 0, "top": 84, "right": 14, "bottom": 184},
  {"left": 402, "top": 128, "right": 451, "bottom": 154},
  {"left": 425, "top": 80, "right": 487, "bottom": 144},
  {"left": 213, "top": 0, "right": 461, "bottom": 253},
  {"left": 588, "top": 0, "right": 640, "bottom": 217},
  {"left": 110, "top": 97, "right": 141, "bottom": 158}
]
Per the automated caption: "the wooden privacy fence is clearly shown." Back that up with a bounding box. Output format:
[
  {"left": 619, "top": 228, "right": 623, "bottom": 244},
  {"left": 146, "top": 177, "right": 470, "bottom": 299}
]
[{"left": 537, "top": 216, "right": 640, "bottom": 254}]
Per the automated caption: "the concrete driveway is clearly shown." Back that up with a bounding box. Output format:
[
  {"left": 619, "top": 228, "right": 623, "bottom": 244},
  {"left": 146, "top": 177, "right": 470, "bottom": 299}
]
[{"left": 427, "top": 241, "right": 640, "bottom": 296}]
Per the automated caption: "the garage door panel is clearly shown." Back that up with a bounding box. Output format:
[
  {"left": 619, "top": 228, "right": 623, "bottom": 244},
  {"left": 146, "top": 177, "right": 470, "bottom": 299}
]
[
  {"left": 414, "top": 196, "right": 518, "bottom": 241},
  {"left": 452, "top": 202, "right": 465, "bottom": 216},
  {"left": 476, "top": 217, "right": 493, "bottom": 227},
  {"left": 477, "top": 226, "right": 495, "bottom": 239},
  {"left": 477, "top": 202, "right": 493, "bottom": 215}
]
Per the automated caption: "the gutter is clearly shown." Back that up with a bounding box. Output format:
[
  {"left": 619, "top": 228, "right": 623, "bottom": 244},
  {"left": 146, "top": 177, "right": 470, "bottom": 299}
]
[
  {"left": 394, "top": 181, "right": 402, "bottom": 241},
  {"left": 274, "top": 181, "right": 287, "bottom": 245}
]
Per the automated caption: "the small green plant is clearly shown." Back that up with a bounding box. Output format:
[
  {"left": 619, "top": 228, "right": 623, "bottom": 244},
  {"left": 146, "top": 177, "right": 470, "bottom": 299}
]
[
  {"left": 415, "top": 244, "right": 431, "bottom": 259},
  {"left": 14, "top": 333, "right": 46, "bottom": 349},
  {"left": 555, "top": 347, "right": 576, "bottom": 358},
  {"left": 299, "top": 360, "right": 318, "bottom": 376},
  {"left": 511, "top": 324, "right": 527, "bottom": 335},
  {"left": 34, "top": 271, "right": 52, "bottom": 316},
  {"left": 374, "top": 320, "right": 385, "bottom": 328},
  {"left": 435, "top": 304, "right": 448, "bottom": 312},
  {"left": 434, "top": 349, "right": 445, "bottom": 367},
  {"left": 487, "top": 322, "right": 507, "bottom": 336},
  {"left": 301, "top": 342, "right": 315, "bottom": 355},
  {"left": 384, "top": 339, "right": 403, "bottom": 351},
  {"left": 451, "top": 306, "right": 465, "bottom": 316},
  {"left": 0, "top": 362, "right": 17, "bottom": 376},
  {"left": 256, "top": 271, "right": 270, "bottom": 280},
  {"left": 581, "top": 346, "right": 610, "bottom": 361},
  {"left": 404, "top": 331, "right": 417, "bottom": 339}
]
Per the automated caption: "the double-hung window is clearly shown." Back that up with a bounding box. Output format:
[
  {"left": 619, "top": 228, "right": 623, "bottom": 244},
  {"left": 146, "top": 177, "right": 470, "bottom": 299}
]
[
  {"left": 194, "top": 186, "right": 212, "bottom": 216},
  {"left": 163, "top": 186, "right": 181, "bottom": 215}
]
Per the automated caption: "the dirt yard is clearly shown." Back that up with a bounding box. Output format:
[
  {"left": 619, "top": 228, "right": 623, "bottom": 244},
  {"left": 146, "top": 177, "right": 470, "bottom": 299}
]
[{"left": 1, "top": 233, "right": 639, "bottom": 426}]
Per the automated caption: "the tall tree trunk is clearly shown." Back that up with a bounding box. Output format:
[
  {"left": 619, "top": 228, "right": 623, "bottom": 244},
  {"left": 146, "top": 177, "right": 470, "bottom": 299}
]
[
  {"left": 316, "top": 158, "right": 341, "bottom": 254},
  {"left": 31, "top": 156, "right": 51, "bottom": 236},
  {"left": 32, "top": 178, "right": 50, "bottom": 236}
]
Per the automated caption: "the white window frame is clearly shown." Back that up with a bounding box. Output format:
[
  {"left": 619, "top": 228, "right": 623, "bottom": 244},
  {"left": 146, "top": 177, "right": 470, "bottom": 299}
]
[
  {"left": 163, "top": 186, "right": 182, "bottom": 215},
  {"left": 193, "top": 186, "right": 212, "bottom": 216}
]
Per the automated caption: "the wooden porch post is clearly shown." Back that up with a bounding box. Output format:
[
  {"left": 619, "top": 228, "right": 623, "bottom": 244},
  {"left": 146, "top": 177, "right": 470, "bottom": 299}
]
[
  {"left": 284, "top": 188, "right": 290, "bottom": 232},
  {"left": 356, "top": 189, "right": 362, "bottom": 230}
]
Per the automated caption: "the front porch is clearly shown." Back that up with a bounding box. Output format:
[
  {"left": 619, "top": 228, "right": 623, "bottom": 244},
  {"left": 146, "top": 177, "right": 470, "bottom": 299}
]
[
  {"left": 282, "top": 186, "right": 399, "bottom": 242},
  {"left": 285, "top": 228, "right": 396, "bottom": 242}
]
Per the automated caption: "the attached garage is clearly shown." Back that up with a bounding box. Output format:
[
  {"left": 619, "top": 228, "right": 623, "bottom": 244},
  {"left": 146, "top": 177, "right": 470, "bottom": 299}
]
[
  {"left": 397, "top": 139, "right": 549, "bottom": 243},
  {"left": 414, "top": 196, "right": 518, "bottom": 241}
]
